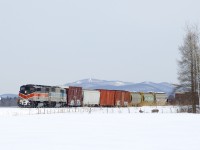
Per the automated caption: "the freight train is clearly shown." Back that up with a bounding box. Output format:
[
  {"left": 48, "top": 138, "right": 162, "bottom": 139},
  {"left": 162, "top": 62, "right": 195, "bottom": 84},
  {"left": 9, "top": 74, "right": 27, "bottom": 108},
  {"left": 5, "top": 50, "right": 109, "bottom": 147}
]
[{"left": 17, "top": 84, "right": 168, "bottom": 108}]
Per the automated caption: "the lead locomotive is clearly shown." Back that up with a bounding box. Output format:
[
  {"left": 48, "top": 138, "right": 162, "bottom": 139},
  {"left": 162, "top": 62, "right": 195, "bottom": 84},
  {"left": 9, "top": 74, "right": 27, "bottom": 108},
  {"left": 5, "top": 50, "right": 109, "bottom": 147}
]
[{"left": 18, "top": 84, "right": 67, "bottom": 107}]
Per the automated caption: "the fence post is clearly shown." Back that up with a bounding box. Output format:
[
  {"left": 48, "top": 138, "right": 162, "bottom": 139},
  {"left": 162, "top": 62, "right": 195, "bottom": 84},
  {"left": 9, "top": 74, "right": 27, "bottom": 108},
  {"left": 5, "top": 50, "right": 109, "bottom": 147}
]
[{"left": 128, "top": 107, "right": 130, "bottom": 114}]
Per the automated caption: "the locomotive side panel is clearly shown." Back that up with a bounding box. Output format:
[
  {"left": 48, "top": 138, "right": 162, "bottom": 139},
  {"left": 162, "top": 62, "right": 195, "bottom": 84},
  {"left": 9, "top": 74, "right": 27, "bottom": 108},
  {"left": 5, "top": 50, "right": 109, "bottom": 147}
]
[
  {"left": 49, "top": 87, "right": 66, "bottom": 103},
  {"left": 33, "top": 86, "right": 48, "bottom": 102}
]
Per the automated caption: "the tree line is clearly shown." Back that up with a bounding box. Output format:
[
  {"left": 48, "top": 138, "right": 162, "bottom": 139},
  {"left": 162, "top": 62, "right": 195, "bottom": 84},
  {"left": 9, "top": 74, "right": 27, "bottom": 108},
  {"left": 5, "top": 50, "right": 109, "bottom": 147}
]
[{"left": 0, "top": 97, "right": 18, "bottom": 107}]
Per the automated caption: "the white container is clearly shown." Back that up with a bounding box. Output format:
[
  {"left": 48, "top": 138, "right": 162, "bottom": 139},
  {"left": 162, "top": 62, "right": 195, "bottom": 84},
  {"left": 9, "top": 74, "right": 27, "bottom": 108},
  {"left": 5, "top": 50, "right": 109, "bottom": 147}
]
[{"left": 83, "top": 90, "right": 100, "bottom": 106}]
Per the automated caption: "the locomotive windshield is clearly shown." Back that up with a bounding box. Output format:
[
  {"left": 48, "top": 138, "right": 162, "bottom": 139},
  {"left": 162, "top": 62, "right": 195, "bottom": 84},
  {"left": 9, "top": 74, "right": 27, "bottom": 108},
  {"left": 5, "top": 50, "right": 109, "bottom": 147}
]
[{"left": 20, "top": 85, "right": 36, "bottom": 94}]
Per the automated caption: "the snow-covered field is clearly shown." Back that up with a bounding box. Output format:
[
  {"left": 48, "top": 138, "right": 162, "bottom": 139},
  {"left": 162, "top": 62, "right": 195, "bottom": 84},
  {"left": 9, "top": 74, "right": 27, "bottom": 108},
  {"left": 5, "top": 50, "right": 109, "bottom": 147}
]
[
  {"left": 0, "top": 106, "right": 181, "bottom": 116},
  {"left": 0, "top": 107, "right": 200, "bottom": 150}
]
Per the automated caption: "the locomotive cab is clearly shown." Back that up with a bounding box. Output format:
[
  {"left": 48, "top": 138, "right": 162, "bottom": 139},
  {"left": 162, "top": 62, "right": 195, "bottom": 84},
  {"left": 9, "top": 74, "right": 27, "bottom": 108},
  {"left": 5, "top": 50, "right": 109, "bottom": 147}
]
[
  {"left": 18, "top": 85, "right": 36, "bottom": 107},
  {"left": 20, "top": 85, "right": 36, "bottom": 95},
  {"left": 18, "top": 84, "right": 67, "bottom": 108}
]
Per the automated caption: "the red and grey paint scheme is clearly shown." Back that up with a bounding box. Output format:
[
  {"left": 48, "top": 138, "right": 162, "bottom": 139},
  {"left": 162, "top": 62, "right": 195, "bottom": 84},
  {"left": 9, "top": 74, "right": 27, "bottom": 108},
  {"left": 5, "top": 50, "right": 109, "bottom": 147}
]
[{"left": 18, "top": 84, "right": 67, "bottom": 107}]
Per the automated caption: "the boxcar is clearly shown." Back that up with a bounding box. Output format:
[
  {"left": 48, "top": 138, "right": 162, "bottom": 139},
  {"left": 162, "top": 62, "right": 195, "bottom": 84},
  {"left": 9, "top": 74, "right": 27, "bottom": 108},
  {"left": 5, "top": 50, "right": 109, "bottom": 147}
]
[
  {"left": 131, "top": 92, "right": 142, "bottom": 106},
  {"left": 66, "top": 86, "right": 83, "bottom": 107},
  {"left": 115, "top": 91, "right": 131, "bottom": 107},
  {"left": 83, "top": 90, "right": 100, "bottom": 106},
  {"left": 174, "top": 92, "right": 199, "bottom": 105},
  {"left": 99, "top": 90, "right": 115, "bottom": 107}
]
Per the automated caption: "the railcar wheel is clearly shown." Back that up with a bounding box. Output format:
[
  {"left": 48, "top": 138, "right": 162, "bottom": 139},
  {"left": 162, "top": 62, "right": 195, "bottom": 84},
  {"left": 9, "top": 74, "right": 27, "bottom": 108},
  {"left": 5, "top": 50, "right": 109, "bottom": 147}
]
[
  {"left": 28, "top": 101, "right": 37, "bottom": 108},
  {"left": 43, "top": 102, "right": 49, "bottom": 108},
  {"left": 33, "top": 102, "right": 38, "bottom": 108}
]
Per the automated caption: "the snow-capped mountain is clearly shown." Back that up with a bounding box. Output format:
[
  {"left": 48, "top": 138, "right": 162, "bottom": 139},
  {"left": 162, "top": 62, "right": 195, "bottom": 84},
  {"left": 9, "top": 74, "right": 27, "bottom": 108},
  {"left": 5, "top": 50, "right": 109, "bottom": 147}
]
[
  {"left": 0, "top": 79, "right": 176, "bottom": 99},
  {"left": 65, "top": 78, "right": 132, "bottom": 88},
  {"left": 65, "top": 78, "right": 176, "bottom": 95}
]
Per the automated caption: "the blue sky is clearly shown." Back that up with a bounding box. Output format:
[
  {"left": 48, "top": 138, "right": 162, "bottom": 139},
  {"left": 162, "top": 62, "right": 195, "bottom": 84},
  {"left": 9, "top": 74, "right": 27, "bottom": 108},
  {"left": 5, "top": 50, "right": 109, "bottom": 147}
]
[{"left": 0, "top": 0, "right": 200, "bottom": 94}]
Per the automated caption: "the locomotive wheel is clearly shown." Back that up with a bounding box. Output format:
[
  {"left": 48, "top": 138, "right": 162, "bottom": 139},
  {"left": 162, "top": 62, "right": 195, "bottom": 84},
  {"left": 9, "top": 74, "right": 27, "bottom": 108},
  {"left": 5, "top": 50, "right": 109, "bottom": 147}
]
[
  {"left": 50, "top": 102, "right": 56, "bottom": 108},
  {"left": 43, "top": 102, "right": 49, "bottom": 108},
  {"left": 32, "top": 102, "right": 38, "bottom": 108},
  {"left": 28, "top": 101, "right": 38, "bottom": 108}
]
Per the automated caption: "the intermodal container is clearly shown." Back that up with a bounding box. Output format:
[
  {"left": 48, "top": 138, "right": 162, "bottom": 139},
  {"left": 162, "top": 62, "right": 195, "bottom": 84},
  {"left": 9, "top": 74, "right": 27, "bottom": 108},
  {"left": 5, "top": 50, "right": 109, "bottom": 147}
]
[
  {"left": 99, "top": 90, "right": 115, "bottom": 106},
  {"left": 66, "top": 86, "right": 83, "bottom": 106}
]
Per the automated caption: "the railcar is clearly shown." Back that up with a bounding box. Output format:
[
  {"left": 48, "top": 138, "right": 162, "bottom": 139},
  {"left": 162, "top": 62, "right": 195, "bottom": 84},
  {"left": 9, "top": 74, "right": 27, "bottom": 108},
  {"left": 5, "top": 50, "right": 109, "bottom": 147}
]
[
  {"left": 115, "top": 90, "right": 131, "bottom": 107},
  {"left": 18, "top": 84, "right": 67, "bottom": 107},
  {"left": 67, "top": 86, "right": 83, "bottom": 107},
  {"left": 154, "top": 92, "right": 167, "bottom": 106},
  {"left": 131, "top": 92, "right": 142, "bottom": 106},
  {"left": 83, "top": 90, "right": 100, "bottom": 106},
  {"left": 99, "top": 89, "right": 116, "bottom": 107},
  {"left": 141, "top": 92, "right": 155, "bottom": 106},
  {"left": 173, "top": 92, "right": 199, "bottom": 105}
]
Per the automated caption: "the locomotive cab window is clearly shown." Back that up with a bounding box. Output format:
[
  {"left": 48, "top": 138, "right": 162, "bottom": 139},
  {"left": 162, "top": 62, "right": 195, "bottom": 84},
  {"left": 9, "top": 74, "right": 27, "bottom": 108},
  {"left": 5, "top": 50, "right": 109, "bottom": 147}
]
[
  {"left": 20, "top": 86, "right": 35, "bottom": 94},
  {"left": 30, "top": 87, "right": 35, "bottom": 93},
  {"left": 36, "top": 88, "right": 41, "bottom": 92},
  {"left": 20, "top": 86, "right": 25, "bottom": 92},
  {"left": 61, "top": 90, "right": 65, "bottom": 97},
  {"left": 51, "top": 88, "right": 55, "bottom": 92}
]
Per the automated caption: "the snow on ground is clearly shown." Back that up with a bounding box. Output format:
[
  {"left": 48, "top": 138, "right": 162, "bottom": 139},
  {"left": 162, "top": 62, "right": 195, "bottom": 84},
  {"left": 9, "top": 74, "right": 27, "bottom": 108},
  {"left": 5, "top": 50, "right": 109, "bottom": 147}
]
[
  {"left": 0, "top": 106, "right": 181, "bottom": 117},
  {"left": 0, "top": 107, "right": 200, "bottom": 150}
]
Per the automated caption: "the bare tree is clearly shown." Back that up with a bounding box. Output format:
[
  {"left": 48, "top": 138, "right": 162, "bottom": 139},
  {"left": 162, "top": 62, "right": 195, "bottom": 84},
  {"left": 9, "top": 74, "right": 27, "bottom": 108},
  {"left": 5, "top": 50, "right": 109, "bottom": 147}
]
[{"left": 178, "top": 24, "right": 200, "bottom": 113}]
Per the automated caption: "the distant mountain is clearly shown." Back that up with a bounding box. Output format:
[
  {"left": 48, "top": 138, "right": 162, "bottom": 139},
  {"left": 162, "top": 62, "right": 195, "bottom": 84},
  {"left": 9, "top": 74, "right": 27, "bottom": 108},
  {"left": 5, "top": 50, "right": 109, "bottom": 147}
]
[
  {"left": 0, "top": 94, "right": 18, "bottom": 98},
  {"left": 65, "top": 78, "right": 176, "bottom": 96},
  {"left": 0, "top": 79, "right": 176, "bottom": 99},
  {"left": 65, "top": 78, "right": 133, "bottom": 88}
]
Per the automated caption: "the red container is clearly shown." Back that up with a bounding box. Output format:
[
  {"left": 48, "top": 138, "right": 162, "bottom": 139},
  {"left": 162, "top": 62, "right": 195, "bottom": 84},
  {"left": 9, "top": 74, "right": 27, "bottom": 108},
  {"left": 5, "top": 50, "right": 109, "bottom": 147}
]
[
  {"left": 66, "top": 86, "right": 83, "bottom": 106},
  {"left": 99, "top": 90, "right": 115, "bottom": 106},
  {"left": 115, "top": 91, "right": 131, "bottom": 106}
]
